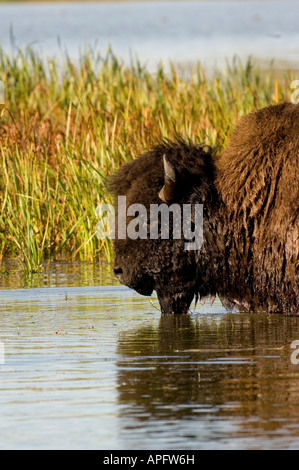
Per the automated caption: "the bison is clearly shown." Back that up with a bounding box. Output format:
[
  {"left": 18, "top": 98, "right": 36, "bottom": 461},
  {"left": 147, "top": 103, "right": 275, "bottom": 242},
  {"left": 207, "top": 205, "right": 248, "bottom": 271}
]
[{"left": 109, "top": 102, "right": 299, "bottom": 315}]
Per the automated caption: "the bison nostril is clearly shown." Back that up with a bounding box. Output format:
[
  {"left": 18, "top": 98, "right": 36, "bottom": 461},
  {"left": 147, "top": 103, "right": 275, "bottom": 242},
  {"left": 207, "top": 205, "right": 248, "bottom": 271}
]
[{"left": 114, "top": 266, "right": 123, "bottom": 276}]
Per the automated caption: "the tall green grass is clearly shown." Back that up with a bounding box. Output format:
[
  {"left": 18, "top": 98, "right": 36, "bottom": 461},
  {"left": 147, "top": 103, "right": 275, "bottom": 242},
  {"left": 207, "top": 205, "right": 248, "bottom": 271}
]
[{"left": 0, "top": 46, "right": 296, "bottom": 272}]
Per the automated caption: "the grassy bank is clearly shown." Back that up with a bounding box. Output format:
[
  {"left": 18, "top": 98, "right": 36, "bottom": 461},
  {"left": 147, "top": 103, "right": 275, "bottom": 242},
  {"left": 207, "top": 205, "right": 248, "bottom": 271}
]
[{"left": 0, "top": 46, "right": 295, "bottom": 272}]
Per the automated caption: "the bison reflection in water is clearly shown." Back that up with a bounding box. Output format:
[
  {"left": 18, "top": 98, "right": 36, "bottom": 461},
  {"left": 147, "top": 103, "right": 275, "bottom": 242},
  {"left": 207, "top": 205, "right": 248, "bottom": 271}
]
[{"left": 110, "top": 103, "right": 299, "bottom": 315}]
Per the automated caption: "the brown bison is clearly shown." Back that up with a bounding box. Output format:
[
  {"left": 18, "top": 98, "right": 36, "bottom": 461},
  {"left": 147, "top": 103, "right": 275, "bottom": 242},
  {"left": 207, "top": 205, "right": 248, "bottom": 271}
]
[{"left": 110, "top": 102, "right": 299, "bottom": 315}]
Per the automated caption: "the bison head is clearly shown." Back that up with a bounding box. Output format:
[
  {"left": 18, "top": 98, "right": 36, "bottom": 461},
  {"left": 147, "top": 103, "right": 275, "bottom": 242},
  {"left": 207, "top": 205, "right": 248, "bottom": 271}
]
[{"left": 109, "top": 139, "right": 217, "bottom": 314}]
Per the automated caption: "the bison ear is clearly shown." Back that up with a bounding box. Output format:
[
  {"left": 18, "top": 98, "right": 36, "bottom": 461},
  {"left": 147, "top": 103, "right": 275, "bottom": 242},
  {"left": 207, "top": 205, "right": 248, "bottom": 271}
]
[{"left": 159, "top": 154, "right": 177, "bottom": 202}]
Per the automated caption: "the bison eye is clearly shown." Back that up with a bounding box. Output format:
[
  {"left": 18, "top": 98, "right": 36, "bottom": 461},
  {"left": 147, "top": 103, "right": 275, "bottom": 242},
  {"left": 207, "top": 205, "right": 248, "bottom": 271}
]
[{"left": 114, "top": 266, "right": 123, "bottom": 275}]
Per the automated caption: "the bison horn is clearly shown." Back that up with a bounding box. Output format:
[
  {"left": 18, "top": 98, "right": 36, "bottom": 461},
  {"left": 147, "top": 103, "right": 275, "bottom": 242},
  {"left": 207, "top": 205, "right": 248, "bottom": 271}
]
[{"left": 159, "top": 154, "right": 176, "bottom": 202}]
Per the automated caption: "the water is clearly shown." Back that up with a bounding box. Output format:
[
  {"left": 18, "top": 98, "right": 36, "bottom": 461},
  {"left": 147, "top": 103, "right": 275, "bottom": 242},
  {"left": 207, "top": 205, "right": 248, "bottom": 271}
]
[
  {"left": 1, "top": 263, "right": 299, "bottom": 450},
  {"left": 0, "top": 1, "right": 299, "bottom": 72}
]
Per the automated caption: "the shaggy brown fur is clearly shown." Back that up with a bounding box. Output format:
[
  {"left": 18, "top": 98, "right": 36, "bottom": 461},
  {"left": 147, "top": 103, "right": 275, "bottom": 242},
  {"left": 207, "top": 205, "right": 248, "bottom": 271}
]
[
  {"left": 110, "top": 138, "right": 217, "bottom": 314},
  {"left": 215, "top": 102, "right": 298, "bottom": 314},
  {"left": 110, "top": 103, "right": 298, "bottom": 315}
]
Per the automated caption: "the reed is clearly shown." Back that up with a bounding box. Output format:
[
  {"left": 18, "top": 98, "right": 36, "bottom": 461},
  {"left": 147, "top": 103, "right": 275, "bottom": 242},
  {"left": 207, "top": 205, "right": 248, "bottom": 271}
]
[{"left": 0, "top": 46, "right": 295, "bottom": 271}]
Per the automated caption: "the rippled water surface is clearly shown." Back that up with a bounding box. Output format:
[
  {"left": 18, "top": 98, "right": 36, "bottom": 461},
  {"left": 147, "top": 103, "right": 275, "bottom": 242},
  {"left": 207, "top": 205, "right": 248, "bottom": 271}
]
[{"left": 1, "top": 263, "right": 299, "bottom": 449}]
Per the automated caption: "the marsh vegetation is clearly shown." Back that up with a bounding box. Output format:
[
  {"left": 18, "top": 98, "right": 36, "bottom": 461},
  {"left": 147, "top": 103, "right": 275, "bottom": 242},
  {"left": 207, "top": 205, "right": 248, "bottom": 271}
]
[{"left": 0, "top": 46, "right": 295, "bottom": 272}]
